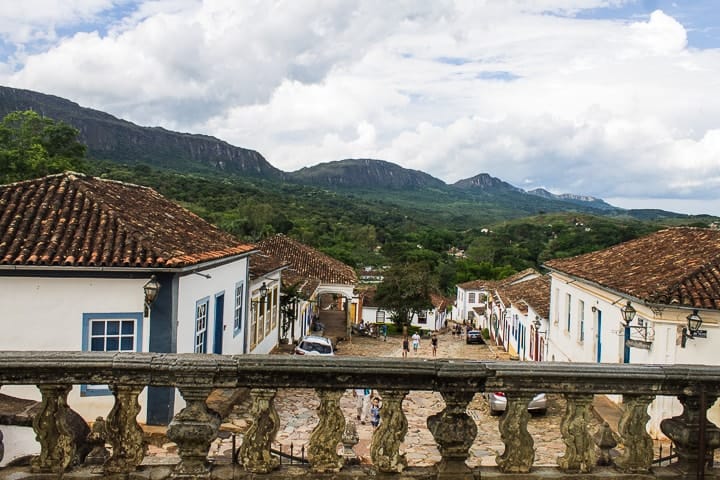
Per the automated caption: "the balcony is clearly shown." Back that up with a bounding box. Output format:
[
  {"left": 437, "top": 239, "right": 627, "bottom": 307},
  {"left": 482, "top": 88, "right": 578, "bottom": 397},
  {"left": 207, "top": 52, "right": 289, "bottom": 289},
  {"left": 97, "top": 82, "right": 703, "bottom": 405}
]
[{"left": 0, "top": 351, "right": 719, "bottom": 479}]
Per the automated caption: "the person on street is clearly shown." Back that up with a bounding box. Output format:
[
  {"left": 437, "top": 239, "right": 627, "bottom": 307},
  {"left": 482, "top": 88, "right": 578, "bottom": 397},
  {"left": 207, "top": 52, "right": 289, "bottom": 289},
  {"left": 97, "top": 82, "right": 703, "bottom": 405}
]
[
  {"left": 370, "top": 396, "right": 381, "bottom": 429},
  {"left": 353, "top": 388, "right": 371, "bottom": 424},
  {"left": 381, "top": 323, "right": 388, "bottom": 341},
  {"left": 431, "top": 333, "right": 438, "bottom": 357},
  {"left": 402, "top": 335, "right": 410, "bottom": 358},
  {"left": 411, "top": 331, "right": 421, "bottom": 353}
]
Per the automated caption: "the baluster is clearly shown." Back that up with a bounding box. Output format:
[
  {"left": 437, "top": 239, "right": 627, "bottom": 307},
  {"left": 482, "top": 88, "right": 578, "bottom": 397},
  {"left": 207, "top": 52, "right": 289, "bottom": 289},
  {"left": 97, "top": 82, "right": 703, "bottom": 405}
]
[
  {"left": 615, "top": 393, "right": 654, "bottom": 473},
  {"left": 661, "top": 393, "right": 720, "bottom": 476},
  {"left": 31, "top": 384, "right": 76, "bottom": 473},
  {"left": 427, "top": 390, "right": 477, "bottom": 478},
  {"left": 104, "top": 384, "right": 146, "bottom": 473},
  {"left": 307, "top": 388, "right": 344, "bottom": 473},
  {"left": 496, "top": 392, "right": 535, "bottom": 473},
  {"left": 239, "top": 388, "right": 280, "bottom": 473},
  {"left": 370, "top": 389, "right": 408, "bottom": 472},
  {"left": 557, "top": 393, "right": 595, "bottom": 472},
  {"left": 166, "top": 386, "right": 221, "bottom": 477}
]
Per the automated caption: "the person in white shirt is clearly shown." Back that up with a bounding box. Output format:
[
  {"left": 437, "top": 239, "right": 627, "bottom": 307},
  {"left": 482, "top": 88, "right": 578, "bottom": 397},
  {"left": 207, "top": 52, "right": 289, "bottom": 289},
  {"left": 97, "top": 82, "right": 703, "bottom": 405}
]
[{"left": 411, "top": 332, "right": 421, "bottom": 353}]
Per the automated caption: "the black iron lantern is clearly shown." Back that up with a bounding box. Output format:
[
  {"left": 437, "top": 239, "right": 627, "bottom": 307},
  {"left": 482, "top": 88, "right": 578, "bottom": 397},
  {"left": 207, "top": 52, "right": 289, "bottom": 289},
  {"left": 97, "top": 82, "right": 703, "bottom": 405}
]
[
  {"left": 143, "top": 275, "right": 160, "bottom": 315},
  {"left": 686, "top": 309, "right": 703, "bottom": 333},
  {"left": 259, "top": 282, "right": 268, "bottom": 300},
  {"left": 620, "top": 301, "right": 636, "bottom": 326}
]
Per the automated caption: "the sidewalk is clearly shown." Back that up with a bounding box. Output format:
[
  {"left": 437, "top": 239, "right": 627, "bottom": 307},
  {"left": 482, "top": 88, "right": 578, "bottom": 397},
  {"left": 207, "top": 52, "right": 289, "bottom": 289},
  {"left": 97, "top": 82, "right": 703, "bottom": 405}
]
[{"left": 591, "top": 394, "right": 623, "bottom": 434}]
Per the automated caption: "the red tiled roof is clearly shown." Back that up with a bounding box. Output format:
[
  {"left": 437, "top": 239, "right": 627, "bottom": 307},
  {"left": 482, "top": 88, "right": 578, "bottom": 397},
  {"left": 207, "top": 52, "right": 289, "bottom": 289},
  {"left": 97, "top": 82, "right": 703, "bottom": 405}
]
[
  {"left": 544, "top": 227, "right": 720, "bottom": 310},
  {"left": 496, "top": 275, "right": 551, "bottom": 319},
  {"left": 0, "top": 172, "right": 254, "bottom": 268},
  {"left": 457, "top": 268, "right": 539, "bottom": 291},
  {"left": 256, "top": 234, "right": 357, "bottom": 285}
]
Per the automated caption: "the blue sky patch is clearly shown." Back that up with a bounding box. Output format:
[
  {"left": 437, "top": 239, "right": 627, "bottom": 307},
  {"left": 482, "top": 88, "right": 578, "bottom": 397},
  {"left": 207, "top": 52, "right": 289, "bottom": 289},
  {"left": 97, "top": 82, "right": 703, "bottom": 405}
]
[{"left": 476, "top": 71, "right": 520, "bottom": 81}]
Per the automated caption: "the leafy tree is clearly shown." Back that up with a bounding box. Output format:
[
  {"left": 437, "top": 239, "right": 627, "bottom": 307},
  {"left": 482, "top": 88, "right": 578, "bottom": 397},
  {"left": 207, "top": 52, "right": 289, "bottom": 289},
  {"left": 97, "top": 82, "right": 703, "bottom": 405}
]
[
  {"left": 0, "top": 110, "right": 87, "bottom": 182},
  {"left": 374, "top": 263, "right": 434, "bottom": 328}
]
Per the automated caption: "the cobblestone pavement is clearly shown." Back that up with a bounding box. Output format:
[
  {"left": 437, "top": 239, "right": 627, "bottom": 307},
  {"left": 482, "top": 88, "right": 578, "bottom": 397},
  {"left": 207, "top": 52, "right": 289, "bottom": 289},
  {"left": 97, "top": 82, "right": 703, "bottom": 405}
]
[{"left": 215, "top": 330, "right": 599, "bottom": 467}]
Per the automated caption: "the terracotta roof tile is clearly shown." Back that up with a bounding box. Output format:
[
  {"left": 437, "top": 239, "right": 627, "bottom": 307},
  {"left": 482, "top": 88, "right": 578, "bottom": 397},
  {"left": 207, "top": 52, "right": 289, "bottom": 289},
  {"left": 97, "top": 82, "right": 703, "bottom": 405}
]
[
  {"left": 544, "top": 227, "right": 720, "bottom": 310},
  {"left": 496, "top": 275, "right": 551, "bottom": 319},
  {"left": 0, "top": 172, "right": 254, "bottom": 269},
  {"left": 256, "top": 234, "right": 357, "bottom": 285}
]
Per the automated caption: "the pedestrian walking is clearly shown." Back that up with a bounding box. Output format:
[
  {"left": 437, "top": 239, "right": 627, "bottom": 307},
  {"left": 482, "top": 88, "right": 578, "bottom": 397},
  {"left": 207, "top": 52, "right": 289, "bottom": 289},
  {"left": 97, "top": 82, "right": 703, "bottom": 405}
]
[
  {"left": 381, "top": 323, "right": 388, "bottom": 341},
  {"left": 353, "top": 388, "right": 371, "bottom": 424},
  {"left": 411, "top": 331, "right": 421, "bottom": 353},
  {"left": 402, "top": 335, "right": 409, "bottom": 358},
  {"left": 431, "top": 333, "right": 438, "bottom": 357},
  {"left": 370, "top": 396, "right": 381, "bottom": 429}
]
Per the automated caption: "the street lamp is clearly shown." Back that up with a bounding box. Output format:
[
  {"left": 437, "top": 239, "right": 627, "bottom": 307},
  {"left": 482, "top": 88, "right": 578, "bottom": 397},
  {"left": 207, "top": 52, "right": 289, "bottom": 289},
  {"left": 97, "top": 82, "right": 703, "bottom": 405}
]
[
  {"left": 143, "top": 275, "right": 160, "bottom": 316},
  {"left": 681, "top": 309, "right": 704, "bottom": 348},
  {"left": 620, "top": 301, "right": 636, "bottom": 327},
  {"left": 252, "top": 282, "right": 268, "bottom": 310}
]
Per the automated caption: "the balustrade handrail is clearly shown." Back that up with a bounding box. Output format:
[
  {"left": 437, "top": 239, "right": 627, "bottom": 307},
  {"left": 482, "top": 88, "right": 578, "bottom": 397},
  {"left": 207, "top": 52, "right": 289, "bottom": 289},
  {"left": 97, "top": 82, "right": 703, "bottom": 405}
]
[{"left": 1, "top": 351, "right": 719, "bottom": 397}]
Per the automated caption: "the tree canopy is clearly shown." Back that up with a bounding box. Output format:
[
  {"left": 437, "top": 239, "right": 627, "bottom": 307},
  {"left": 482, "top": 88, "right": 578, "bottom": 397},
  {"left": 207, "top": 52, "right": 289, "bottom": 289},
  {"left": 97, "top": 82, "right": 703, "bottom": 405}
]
[
  {"left": 374, "top": 262, "right": 435, "bottom": 327},
  {"left": 0, "top": 110, "right": 86, "bottom": 183}
]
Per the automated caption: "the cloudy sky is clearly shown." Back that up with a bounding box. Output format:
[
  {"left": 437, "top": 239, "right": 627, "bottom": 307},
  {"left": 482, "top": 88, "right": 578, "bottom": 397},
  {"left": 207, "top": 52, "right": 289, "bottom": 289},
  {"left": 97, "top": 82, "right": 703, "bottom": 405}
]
[{"left": 1, "top": 1, "right": 720, "bottom": 215}]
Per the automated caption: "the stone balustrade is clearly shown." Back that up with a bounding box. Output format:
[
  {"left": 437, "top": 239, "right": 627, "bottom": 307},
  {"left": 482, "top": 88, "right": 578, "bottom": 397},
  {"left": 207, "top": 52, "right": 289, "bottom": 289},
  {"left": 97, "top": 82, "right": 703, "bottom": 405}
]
[{"left": 0, "top": 351, "right": 719, "bottom": 479}]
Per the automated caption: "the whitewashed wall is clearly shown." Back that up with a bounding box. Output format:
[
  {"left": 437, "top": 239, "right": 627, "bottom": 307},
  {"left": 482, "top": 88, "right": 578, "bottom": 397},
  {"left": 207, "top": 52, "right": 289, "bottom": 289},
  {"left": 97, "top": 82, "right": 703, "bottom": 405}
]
[
  {"left": 0, "top": 425, "right": 39, "bottom": 467},
  {"left": 0, "top": 276, "right": 150, "bottom": 421},
  {"left": 175, "top": 257, "right": 249, "bottom": 355},
  {"left": 548, "top": 272, "right": 720, "bottom": 438}
]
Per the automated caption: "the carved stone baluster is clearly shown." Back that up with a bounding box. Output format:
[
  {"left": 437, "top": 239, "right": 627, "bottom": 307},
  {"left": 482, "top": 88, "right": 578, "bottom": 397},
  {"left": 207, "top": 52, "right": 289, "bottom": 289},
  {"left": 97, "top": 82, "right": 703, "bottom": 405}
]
[
  {"left": 31, "top": 384, "right": 75, "bottom": 473},
  {"left": 557, "top": 393, "right": 595, "bottom": 472},
  {"left": 496, "top": 392, "right": 535, "bottom": 473},
  {"left": 239, "top": 388, "right": 280, "bottom": 473},
  {"left": 307, "top": 388, "right": 345, "bottom": 473},
  {"left": 104, "top": 384, "right": 146, "bottom": 474},
  {"left": 615, "top": 394, "right": 654, "bottom": 473},
  {"left": 427, "top": 390, "right": 477, "bottom": 478},
  {"left": 166, "top": 386, "right": 221, "bottom": 477},
  {"left": 370, "top": 389, "right": 408, "bottom": 472},
  {"left": 661, "top": 393, "right": 720, "bottom": 477}
]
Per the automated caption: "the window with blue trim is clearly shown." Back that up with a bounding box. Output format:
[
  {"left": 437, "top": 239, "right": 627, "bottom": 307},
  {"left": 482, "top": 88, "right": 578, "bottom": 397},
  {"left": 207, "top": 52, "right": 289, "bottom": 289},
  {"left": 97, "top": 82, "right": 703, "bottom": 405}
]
[
  {"left": 195, "top": 297, "right": 210, "bottom": 353},
  {"left": 81, "top": 312, "right": 143, "bottom": 396},
  {"left": 233, "top": 282, "right": 244, "bottom": 335}
]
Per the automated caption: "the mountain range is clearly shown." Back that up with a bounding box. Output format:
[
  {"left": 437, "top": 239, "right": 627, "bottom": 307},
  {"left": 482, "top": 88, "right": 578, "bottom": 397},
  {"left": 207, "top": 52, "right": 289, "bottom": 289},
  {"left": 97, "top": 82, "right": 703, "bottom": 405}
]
[{"left": 0, "top": 85, "right": 698, "bottom": 221}]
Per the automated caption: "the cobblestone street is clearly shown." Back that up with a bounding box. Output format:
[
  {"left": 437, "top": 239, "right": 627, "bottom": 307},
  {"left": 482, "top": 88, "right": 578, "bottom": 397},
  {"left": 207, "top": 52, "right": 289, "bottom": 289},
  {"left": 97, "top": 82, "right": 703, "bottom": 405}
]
[{"left": 220, "top": 330, "right": 597, "bottom": 467}]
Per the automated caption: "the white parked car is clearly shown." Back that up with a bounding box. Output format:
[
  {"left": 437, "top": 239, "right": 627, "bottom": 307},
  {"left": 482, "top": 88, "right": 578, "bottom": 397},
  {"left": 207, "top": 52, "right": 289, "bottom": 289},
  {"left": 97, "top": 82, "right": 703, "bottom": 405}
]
[
  {"left": 485, "top": 392, "right": 547, "bottom": 415},
  {"left": 294, "top": 335, "right": 334, "bottom": 356}
]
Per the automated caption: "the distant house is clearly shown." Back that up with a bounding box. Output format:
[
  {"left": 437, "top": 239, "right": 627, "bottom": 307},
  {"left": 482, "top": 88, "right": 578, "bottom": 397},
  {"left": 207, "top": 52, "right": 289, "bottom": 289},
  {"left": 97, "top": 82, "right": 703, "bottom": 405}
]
[
  {"left": 493, "top": 275, "right": 550, "bottom": 361},
  {"left": 358, "top": 287, "right": 450, "bottom": 332},
  {"left": 0, "top": 172, "right": 256, "bottom": 425},
  {"left": 544, "top": 227, "right": 720, "bottom": 437},
  {"left": 256, "top": 234, "right": 358, "bottom": 342},
  {"left": 247, "top": 251, "right": 288, "bottom": 354}
]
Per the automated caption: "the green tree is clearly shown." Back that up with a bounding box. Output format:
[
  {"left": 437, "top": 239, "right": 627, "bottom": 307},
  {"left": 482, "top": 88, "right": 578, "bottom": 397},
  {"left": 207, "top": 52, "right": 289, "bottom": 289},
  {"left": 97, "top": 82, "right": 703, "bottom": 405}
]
[
  {"left": 0, "top": 110, "right": 87, "bottom": 183},
  {"left": 374, "top": 263, "right": 434, "bottom": 328}
]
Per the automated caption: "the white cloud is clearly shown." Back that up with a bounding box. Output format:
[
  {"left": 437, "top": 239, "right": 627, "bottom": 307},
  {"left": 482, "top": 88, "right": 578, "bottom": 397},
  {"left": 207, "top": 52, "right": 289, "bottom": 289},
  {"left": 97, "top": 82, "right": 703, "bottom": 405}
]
[{"left": 1, "top": 1, "right": 720, "bottom": 214}]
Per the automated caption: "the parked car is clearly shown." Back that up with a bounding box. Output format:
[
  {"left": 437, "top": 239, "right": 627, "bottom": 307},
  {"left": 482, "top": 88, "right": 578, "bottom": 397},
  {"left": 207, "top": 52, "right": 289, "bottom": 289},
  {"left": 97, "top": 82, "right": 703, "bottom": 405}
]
[
  {"left": 466, "top": 329, "right": 485, "bottom": 344},
  {"left": 294, "top": 335, "right": 334, "bottom": 356},
  {"left": 485, "top": 392, "right": 547, "bottom": 415}
]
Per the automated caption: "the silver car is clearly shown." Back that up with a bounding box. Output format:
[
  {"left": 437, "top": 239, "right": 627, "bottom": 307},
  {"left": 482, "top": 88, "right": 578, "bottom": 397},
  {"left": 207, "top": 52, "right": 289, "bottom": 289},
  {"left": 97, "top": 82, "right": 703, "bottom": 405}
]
[
  {"left": 485, "top": 392, "right": 547, "bottom": 415},
  {"left": 294, "top": 335, "right": 334, "bottom": 356}
]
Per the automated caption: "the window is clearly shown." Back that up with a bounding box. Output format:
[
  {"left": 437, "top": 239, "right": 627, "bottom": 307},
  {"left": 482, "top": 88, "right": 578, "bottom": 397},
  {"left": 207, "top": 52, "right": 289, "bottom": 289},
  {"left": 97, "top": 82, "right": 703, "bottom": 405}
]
[
  {"left": 566, "top": 293, "right": 572, "bottom": 332},
  {"left": 578, "top": 300, "right": 585, "bottom": 342},
  {"left": 418, "top": 311, "right": 427, "bottom": 324},
  {"left": 81, "top": 312, "right": 143, "bottom": 396},
  {"left": 468, "top": 292, "right": 476, "bottom": 303},
  {"left": 233, "top": 282, "right": 244, "bottom": 334},
  {"left": 195, "top": 298, "right": 209, "bottom": 353},
  {"left": 553, "top": 288, "right": 560, "bottom": 324}
]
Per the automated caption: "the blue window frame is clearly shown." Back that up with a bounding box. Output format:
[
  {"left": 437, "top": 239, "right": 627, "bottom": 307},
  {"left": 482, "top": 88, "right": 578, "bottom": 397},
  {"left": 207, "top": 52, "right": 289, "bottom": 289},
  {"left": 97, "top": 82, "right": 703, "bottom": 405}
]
[
  {"left": 81, "top": 312, "right": 143, "bottom": 396},
  {"left": 195, "top": 297, "right": 210, "bottom": 353},
  {"left": 233, "top": 281, "right": 244, "bottom": 336}
]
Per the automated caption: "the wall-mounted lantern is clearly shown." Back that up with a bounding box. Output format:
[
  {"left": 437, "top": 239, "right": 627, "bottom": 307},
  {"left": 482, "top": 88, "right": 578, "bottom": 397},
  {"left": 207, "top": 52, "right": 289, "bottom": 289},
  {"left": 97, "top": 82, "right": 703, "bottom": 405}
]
[
  {"left": 681, "top": 309, "right": 705, "bottom": 348},
  {"left": 252, "top": 282, "right": 268, "bottom": 311},
  {"left": 143, "top": 275, "right": 161, "bottom": 316}
]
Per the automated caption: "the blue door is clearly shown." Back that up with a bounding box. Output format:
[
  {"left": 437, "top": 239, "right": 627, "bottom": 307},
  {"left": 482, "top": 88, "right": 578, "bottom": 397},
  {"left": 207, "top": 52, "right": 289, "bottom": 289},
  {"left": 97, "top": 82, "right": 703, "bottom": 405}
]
[
  {"left": 213, "top": 294, "right": 224, "bottom": 354},
  {"left": 623, "top": 326, "right": 631, "bottom": 363},
  {"left": 596, "top": 310, "right": 602, "bottom": 363}
]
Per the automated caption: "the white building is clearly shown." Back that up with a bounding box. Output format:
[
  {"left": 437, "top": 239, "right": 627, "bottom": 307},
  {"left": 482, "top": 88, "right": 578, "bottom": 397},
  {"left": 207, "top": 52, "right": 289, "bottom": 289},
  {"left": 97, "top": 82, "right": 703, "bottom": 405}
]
[
  {"left": 544, "top": 227, "right": 720, "bottom": 437},
  {"left": 0, "top": 173, "right": 258, "bottom": 426}
]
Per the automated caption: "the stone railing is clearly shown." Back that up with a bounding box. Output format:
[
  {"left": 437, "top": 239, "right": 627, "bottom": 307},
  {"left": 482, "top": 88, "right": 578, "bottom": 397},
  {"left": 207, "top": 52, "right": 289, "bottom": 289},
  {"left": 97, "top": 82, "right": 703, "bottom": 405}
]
[{"left": 0, "top": 351, "right": 719, "bottom": 479}]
